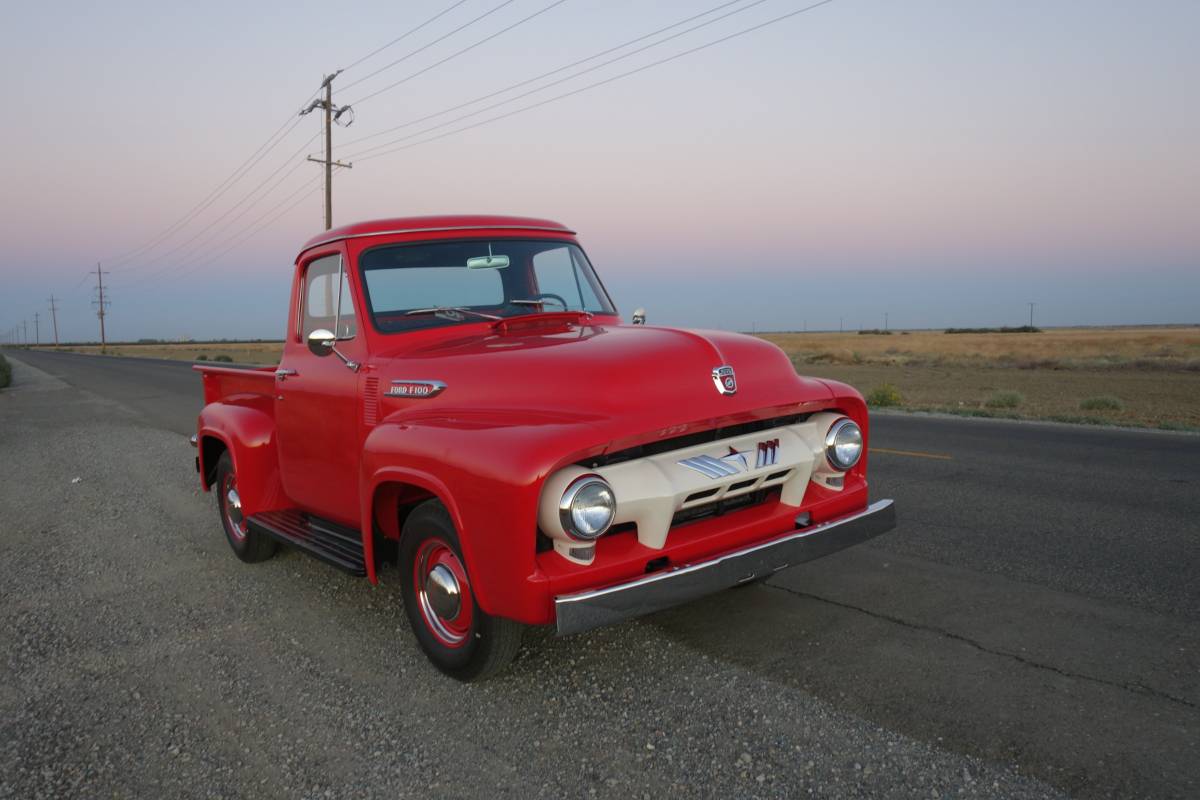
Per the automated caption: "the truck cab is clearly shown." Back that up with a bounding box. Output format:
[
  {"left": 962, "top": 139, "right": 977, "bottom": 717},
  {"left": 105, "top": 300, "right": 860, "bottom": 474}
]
[{"left": 194, "top": 215, "right": 895, "bottom": 680}]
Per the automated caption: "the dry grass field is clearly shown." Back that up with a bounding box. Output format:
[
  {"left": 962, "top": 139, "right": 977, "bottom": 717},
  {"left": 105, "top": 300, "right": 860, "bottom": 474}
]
[
  {"left": 24, "top": 326, "right": 1200, "bottom": 430},
  {"left": 763, "top": 326, "right": 1200, "bottom": 430}
]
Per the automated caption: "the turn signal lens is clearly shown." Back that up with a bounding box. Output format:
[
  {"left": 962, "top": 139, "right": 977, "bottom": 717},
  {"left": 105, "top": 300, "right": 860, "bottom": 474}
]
[{"left": 825, "top": 419, "right": 863, "bottom": 471}]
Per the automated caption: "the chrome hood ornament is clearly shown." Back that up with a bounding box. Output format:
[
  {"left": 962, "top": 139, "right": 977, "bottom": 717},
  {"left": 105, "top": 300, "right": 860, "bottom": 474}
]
[{"left": 712, "top": 365, "right": 737, "bottom": 395}]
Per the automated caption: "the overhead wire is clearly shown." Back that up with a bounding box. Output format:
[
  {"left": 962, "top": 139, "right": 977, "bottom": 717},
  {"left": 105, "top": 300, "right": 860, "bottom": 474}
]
[
  {"left": 338, "top": 0, "right": 520, "bottom": 94},
  {"left": 135, "top": 157, "right": 314, "bottom": 285},
  {"left": 337, "top": 0, "right": 746, "bottom": 151},
  {"left": 351, "top": 0, "right": 838, "bottom": 164},
  {"left": 344, "top": 0, "right": 572, "bottom": 107},
  {"left": 342, "top": 0, "right": 776, "bottom": 160},
  {"left": 340, "top": 0, "right": 473, "bottom": 73},
  {"left": 169, "top": 174, "right": 333, "bottom": 284},
  {"left": 104, "top": 105, "right": 315, "bottom": 271},
  {"left": 129, "top": 131, "right": 321, "bottom": 281}
]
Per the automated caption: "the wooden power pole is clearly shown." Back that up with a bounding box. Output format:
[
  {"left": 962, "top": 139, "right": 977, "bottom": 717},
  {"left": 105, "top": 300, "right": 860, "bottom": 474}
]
[
  {"left": 93, "top": 263, "right": 110, "bottom": 352},
  {"left": 301, "top": 71, "right": 353, "bottom": 231},
  {"left": 47, "top": 295, "right": 60, "bottom": 347}
]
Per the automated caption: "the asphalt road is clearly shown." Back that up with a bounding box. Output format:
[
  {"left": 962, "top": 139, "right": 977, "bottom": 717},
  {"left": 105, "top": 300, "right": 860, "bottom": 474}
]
[{"left": 3, "top": 348, "right": 1198, "bottom": 798}]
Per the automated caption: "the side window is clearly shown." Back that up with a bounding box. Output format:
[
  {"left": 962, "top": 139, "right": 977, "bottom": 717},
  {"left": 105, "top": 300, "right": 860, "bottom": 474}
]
[
  {"left": 302, "top": 255, "right": 357, "bottom": 340},
  {"left": 532, "top": 246, "right": 603, "bottom": 311}
]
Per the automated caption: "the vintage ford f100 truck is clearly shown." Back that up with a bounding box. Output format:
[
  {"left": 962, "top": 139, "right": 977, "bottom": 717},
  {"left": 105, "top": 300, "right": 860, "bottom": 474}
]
[{"left": 192, "top": 215, "right": 896, "bottom": 680}]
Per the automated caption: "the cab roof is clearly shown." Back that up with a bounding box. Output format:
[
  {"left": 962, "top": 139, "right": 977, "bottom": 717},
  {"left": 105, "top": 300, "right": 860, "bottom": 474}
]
[{"left": 297, "top": 214, "right": 575, "bottom": 257}]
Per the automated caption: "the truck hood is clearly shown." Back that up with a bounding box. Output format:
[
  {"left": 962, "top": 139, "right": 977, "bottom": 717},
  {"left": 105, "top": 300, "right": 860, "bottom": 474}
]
[{"left": 371, "top": 321, "right": 835, "bottom": 452}]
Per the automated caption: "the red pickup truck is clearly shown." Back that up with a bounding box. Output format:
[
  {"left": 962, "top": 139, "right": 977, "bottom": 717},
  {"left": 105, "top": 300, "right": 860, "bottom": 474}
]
[{"left": 193, "top": 215, "right": 895, "bottom": 680}]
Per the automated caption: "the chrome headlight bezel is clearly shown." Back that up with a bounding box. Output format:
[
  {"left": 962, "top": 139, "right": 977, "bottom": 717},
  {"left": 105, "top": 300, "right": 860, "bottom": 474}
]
[
  {"left": 824, "top": 418, "right": 863, "bottom": 471},
  {"left": 558, "top": 475, "right": 616, "bottom": 541}
]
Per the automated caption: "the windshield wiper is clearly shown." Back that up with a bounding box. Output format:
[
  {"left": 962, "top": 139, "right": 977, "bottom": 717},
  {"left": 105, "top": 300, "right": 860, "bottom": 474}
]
[{"left": 405, "top": 306, "right": 502, "bottom": 322}]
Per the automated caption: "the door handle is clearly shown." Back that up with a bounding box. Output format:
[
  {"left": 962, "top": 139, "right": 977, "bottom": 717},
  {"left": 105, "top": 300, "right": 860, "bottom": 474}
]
[{"left": 275, "top": 368, "right": 298, "bottom": 381}]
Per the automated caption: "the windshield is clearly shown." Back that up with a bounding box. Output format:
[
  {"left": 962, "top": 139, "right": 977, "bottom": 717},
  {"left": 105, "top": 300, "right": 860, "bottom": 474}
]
[{"left": 359, "top": 239, "right": 617, "bottom": 333}]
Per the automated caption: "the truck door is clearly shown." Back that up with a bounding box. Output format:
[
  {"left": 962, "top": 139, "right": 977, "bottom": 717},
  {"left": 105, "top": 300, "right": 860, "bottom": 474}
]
[{"left": 274, "top": 251, "right": 365, "bottom": 526}]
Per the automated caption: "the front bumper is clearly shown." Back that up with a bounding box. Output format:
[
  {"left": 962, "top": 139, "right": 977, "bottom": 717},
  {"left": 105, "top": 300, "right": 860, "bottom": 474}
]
[{"left": 554, "top": 499, "right": 896, "bottom": 635}]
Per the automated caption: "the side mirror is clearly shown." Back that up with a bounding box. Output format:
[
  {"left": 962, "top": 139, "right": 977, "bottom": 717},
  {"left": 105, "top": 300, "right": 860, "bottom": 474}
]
[
  {"left": 631, "top": 308, "right": 646, "bottom": 325},
  {"left": 307, "top": 329, "right": 336, "bottom": 357}
]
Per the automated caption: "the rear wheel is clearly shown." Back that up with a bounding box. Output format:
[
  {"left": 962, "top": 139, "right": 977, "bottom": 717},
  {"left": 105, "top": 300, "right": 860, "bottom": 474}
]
[
  {"left": 215, "top": 451, "right": 276, "bottom": 563},
  {"left": 399, "top": 500, "right": 522, "bottom": 681}
]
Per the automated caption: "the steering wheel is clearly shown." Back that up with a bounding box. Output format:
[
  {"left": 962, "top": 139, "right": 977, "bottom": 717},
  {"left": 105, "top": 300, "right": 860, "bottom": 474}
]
[{"left": 531, "top": 292, "right": 569, "bottom": 309}]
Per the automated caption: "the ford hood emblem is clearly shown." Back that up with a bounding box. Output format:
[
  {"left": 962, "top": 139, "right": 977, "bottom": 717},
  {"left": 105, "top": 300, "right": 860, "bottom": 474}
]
[{"left": 712, "top": 365, "right": 737, "bottom": 395}]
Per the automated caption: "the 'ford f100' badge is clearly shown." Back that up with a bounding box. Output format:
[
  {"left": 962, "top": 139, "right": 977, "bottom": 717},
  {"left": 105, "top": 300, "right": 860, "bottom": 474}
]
[{"left": 712, "top": 365, "right": 737, "bottom": 395}]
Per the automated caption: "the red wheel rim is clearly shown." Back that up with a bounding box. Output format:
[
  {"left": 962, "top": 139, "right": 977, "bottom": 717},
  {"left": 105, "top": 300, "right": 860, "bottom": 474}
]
[
  {"left": 220, "top": 472, "right": 247, "bottom": 542},
  {"left": 413, "top": 538, "right": 474, "bottom": 648}
]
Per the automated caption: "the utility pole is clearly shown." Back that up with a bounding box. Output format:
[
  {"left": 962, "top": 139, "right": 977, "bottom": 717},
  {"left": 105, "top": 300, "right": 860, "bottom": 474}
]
[
  {"left": 22, "top": 319, "right": 28, "bottom": 345},
  {"left": 839, "top": 316, "right": 844, "bottom": 333},
  {"left": 884, "top": 312, "right": 889, "bottom": 332},
  {"left": 301, "top": 71, "right": 354, "bottom": 231},
  {"left": 93, "top": 263, "right": 110, "bottom": 352},
  {"left": 33, "top": 313, "right": 40, "bottom": 345},
  {"left": 1027, "top": 302, "right": 1036, "bottom": 328},
  {"left": 47, "top": 295, "right": 60, "bottom": 347}
]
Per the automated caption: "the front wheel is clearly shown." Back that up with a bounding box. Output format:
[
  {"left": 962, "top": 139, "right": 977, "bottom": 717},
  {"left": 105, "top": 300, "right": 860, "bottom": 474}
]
[
  {"left": 399, "top": 500, "right": 522, "bottom": 681},
  {"left": 215, "top": 451, "right": 276, "bottom": 564}
]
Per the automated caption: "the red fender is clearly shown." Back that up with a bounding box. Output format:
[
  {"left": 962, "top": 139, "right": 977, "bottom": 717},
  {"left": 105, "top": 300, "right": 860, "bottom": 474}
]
[
  {"left": 361, "top": 466, "right": 467, "bottom": 588},
  {"left": 197, "top": 404, "right": 287, "bottom": 518}
]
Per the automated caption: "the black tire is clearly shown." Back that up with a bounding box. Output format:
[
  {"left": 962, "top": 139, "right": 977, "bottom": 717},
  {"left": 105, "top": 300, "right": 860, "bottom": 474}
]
[
  {"left": 399, "top": 500, "right": 523, "bottom": 681},
  {"left": 215, "top": 451, "right": 276, "bottom": 564}
]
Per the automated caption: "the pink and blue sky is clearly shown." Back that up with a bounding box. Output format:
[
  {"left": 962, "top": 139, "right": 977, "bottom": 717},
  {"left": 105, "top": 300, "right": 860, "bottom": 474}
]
[{"left": 1, "top": 0, "right": 1197, "bottom": 342}]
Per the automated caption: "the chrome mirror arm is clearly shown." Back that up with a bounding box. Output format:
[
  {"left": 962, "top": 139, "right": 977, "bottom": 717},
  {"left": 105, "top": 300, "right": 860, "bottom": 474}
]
[{"left": 331, "top": 346, "right": 360, "bottom": 372}]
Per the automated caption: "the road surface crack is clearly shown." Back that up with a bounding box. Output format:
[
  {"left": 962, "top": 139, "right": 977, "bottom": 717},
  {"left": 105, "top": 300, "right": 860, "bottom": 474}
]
[{"left": 765, "top": 583, "right": 1199, "bottom": 712}]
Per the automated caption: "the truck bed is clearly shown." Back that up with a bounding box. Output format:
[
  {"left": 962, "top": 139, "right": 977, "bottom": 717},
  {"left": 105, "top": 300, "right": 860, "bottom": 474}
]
[{"left": 193, "top": 363, "right": 276, "bottom": 406}]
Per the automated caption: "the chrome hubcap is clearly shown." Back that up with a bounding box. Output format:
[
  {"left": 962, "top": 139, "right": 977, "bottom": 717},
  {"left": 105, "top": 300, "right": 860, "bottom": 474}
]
[
  {"left": 225, "top": 487, "right": 243, "bottom": 526},
  {"left": 424, "top": 564, "right": 462, "bottom": 621}
]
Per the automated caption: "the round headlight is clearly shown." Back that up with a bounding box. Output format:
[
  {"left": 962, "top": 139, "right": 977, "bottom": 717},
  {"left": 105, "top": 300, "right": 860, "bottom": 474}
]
[
  {"left": 825, "top": 418, "right": 863, "bottom": 471},
  {"left": 559, "top": 476, "right": 616, "bottom": 540}
]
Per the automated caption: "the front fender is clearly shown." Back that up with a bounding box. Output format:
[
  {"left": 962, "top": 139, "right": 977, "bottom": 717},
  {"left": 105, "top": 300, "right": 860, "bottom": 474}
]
[
  {"left": 361, "top": 414, "right": 596, "bottom": 623},
  {"left": 197, "top": 403, "right": 287, "bottom": 518}
]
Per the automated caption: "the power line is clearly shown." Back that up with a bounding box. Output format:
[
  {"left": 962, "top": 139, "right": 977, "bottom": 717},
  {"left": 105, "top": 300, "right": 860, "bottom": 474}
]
[
  {"left": 343, "top": 0, "right": 779, "bottom": 160},
  {"left": 338, "top": 0, "right": 519, "bottom": 95},
  {"left": 166, "top": 174, "right": 334, "bottom": 285},
  {"left": 341, "top": 0, "right": 473, "bottom": 73},
  {"left": 338, "top": 0, "right": 745, "bottom": 151},
  {"left": 125, "top": 170, "right": 334, "bottom": 292},
  {"left": 344, "top": 0, "right": 572, "bottom": 107},
  {"left": 135, "top": 159, "right": 314, "bottom": 285},
  {"left": 351, "top": 0, "right": 839, "bottom": 164},
  {"left": 104, "top": 113, "right": 312, "bottom": 271},
  {"left": 130, "top": 131, "right": 320, "bottom": 280}
]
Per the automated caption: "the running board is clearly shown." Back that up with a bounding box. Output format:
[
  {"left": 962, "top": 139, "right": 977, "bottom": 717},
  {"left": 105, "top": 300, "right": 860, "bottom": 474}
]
[{"left": 246, "top": 510, "right": 366, "bottom": 577}]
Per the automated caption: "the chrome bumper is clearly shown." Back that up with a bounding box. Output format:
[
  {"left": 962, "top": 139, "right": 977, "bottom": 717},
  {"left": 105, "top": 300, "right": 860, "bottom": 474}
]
[{"left": 554, "top": 499, "right": 896, "bottom": 636}]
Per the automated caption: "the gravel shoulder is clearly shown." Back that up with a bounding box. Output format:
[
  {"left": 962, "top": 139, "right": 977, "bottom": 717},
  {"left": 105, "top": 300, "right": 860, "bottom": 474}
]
[{"left": 0, "top": 362, "right": 1074, "bottom": 798}]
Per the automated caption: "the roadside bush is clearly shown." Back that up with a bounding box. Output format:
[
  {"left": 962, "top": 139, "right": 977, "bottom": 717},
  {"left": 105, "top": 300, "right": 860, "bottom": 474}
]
[
  {"left": 857, "top": 329, "right": 893, "bottom": 335},
  {"left": 195, "top": 354, "right": 208, "bottom": 361},
  {"left": 0, "top": 354, "right": 10, "bottom": 389},
  {"left": 866, "top": 384, "right": 902, "bottom": 407},
  {"left": 1080, "top": 395, "right": 1124, "bottom": 411},
  {"left": 985, "top": 390, "right": 1024, "bottom": 409},
  {"left": 212, "top": 354, "right": 234, "bottom": 363}
]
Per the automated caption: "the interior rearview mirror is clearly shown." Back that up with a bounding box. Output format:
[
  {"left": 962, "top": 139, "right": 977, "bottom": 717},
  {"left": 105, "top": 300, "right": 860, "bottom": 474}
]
[
  {"left": 466, "top": 254, "right": 510, "bottom": 270},
  {"left": 307, "top": 329, "right": 336, "bottom": 357}
]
